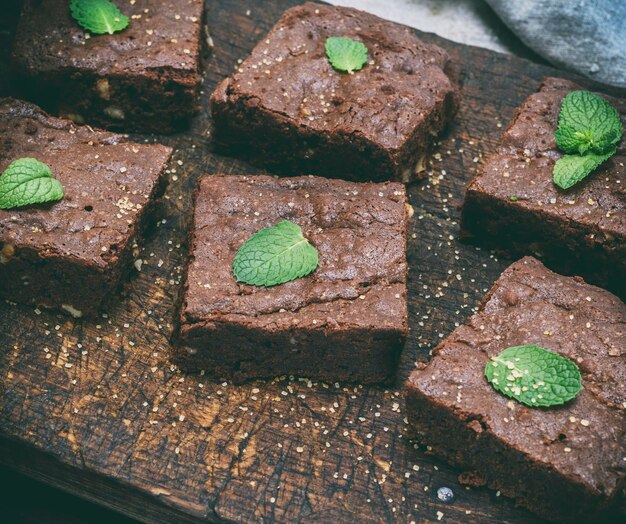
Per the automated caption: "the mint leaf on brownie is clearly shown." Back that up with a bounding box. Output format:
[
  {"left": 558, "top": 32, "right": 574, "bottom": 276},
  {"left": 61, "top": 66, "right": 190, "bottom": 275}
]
[
  {"left": 233, "top": 220, "right": 318, "bottom": 287},
  {"left": 553, "top": 148, "right": 615, "bottom": 190},
  {"left": 554, "top": 124, "right": 594, "bottom": 155},
  {"left": 70, "top": 0, "right": 129, "bottom": 35},
  {"left": 325, "top": 36, "right": 368, "bottom": 73},
  {"left": 555, "top": 91, "right": 622, "bottom": 155},
  {"left": 553, "top": 90, "right": 622, "bottom": 189},
  {"left": 0, "top": 158, "right": 64, "bottom": 210},
  {"left": 484, "top": 344, "right": 583, "bottom": 407}
]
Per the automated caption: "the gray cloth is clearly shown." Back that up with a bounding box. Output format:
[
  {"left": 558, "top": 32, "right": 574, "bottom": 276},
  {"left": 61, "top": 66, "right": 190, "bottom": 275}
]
[{"left": 486, "top": 0, "right": 626, "bottom": 87}]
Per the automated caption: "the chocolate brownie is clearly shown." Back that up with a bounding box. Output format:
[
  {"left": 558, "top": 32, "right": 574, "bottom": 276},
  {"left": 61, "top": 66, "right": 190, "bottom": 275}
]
[
  {"left": 12, "top": 0, "right": 205, "bottom": 132},
  {"left": 462, "top": 77, "right": 625, "bottom": 298},
  {"left": 406, "top": 257, "right": 625, "bottom": 523},
  {"left": 0, "top": 98, "right": 172, "bottom": 316},
  {"left": 175, "top": 174, "right": 409, "bottom": 383},
  {"left": 210, "top": 2, "right": 458, "bottom": 183}
]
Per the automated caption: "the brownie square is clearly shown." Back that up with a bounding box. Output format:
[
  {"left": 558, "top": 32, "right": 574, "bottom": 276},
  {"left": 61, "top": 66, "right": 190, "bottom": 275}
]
[
  {"left": 12, "top": 0, "right": 205, "bottom": 132},
  {"left": 175, "top": 174, "right": 409, "bottom": 383},
  {"left": 462, "top": 77, "right": 625, "bottom": 298},
  {"left": 0, "top": 98, "right": 172, "bottom": 316},
  {"left": 406, "top": 257, "right": 625, "bottom": 523},
  {"left": 210, "top": 2, "right": 458, "bottom": 183}
]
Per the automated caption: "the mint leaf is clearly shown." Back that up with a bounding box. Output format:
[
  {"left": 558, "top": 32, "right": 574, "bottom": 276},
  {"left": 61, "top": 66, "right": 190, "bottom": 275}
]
[
  {"left": 70, "top": 0, "right": 129, "bottom": 35},
  {"left": 233, "top": 220, "right": 318, "bottom": 287},
  {"left": 484, "top": 345, "right": 582, "bottom": 407},
  {"left": 553, "top": 149, "right": 614, "bottom": 190},
  {"left": 0, "top": 158, "right": 64, "bottom": 210},
  {"left": 555, "top": 91, "right": 622, "bottom": 155},
  {"left": 553, "top": 90, "right": 622, "bottom": 189},
  {"left": 325, "top": 37, "right": 368, "bottom": 73},
  {"left": 554, "top": 125, "right": 594, "bottom": 155}
]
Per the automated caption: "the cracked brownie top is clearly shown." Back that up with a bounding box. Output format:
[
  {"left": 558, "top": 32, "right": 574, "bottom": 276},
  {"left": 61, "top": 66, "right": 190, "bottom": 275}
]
[
  {"left": 211, "top": 2, "right": 457, "bottom": 151},
  {"left": 407, "top": 256, "right": 625, "bottom": 497},
  {"left": 182, "top": 174, "right": 408, "bottom": 333}
]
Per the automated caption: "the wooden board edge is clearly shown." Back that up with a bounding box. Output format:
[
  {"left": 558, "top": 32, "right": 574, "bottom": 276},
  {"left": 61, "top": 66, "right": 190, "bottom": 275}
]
[{"left": 0, "top": 436, "right": 215, "bottom": 524}]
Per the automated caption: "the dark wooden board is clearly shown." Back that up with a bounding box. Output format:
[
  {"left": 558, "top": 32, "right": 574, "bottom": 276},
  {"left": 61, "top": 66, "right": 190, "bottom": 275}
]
[{"left": 1, "top": 1, "right": 624, "bottom": 523}]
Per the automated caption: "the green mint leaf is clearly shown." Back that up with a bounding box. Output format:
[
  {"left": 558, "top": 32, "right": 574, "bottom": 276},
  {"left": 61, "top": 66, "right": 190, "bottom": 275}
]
[
  {"left": 325, "top": 37, "right": 368, "bottom": 73},
  {"left": 554, "top": 125, "right": 594, "bottom": 155},
  {"left": 552, "top": 91, "right": 622, "bottom": 189},
  {"left": 70, "top": 0, "right": 129, "bottom": 35},
  {"left": 555, "top": 91, "right": 622, "bottom": 155},
  {"left": 553, "top": 149, "right": 614, "bottom": 190},
  {"left": 484, "top": 345, "right": 582, "bottom": 407},
  {"left": 0, "top": 158, "right": 64, "bottom": 210},
  {"left": 233, "top": 220, "right": 318, "bottom": 287}
]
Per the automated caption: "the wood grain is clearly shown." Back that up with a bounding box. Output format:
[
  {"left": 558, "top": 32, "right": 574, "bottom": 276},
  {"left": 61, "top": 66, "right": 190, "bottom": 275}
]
[{"left": 1, "top": 1, "right": 624, "bottom": 523}]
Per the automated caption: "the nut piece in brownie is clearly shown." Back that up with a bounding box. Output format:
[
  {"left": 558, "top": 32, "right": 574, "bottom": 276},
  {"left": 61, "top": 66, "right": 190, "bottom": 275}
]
[
  {"left": 462, "top": 77, "right": 625, "bottom": 298},
  {"left": 0, "top": 98, "right": 172, "bottom": 316},
  {"left": 406, "top": 257, "right": 625, "bottom": 523},
  {"left": 210, "top": 2, "right": 458, "bottom": 183},
  {"left": 175, "top": 174, "right": 409, "bottom": 383},
  {"left": 12, "top": 0, "right": 205, "bottom": 132}
]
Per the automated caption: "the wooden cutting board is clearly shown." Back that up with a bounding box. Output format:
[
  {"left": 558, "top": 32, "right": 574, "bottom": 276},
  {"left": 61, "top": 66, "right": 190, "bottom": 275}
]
[{"left": 1, "top": 1, "right": 624, "bottom": 522}]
